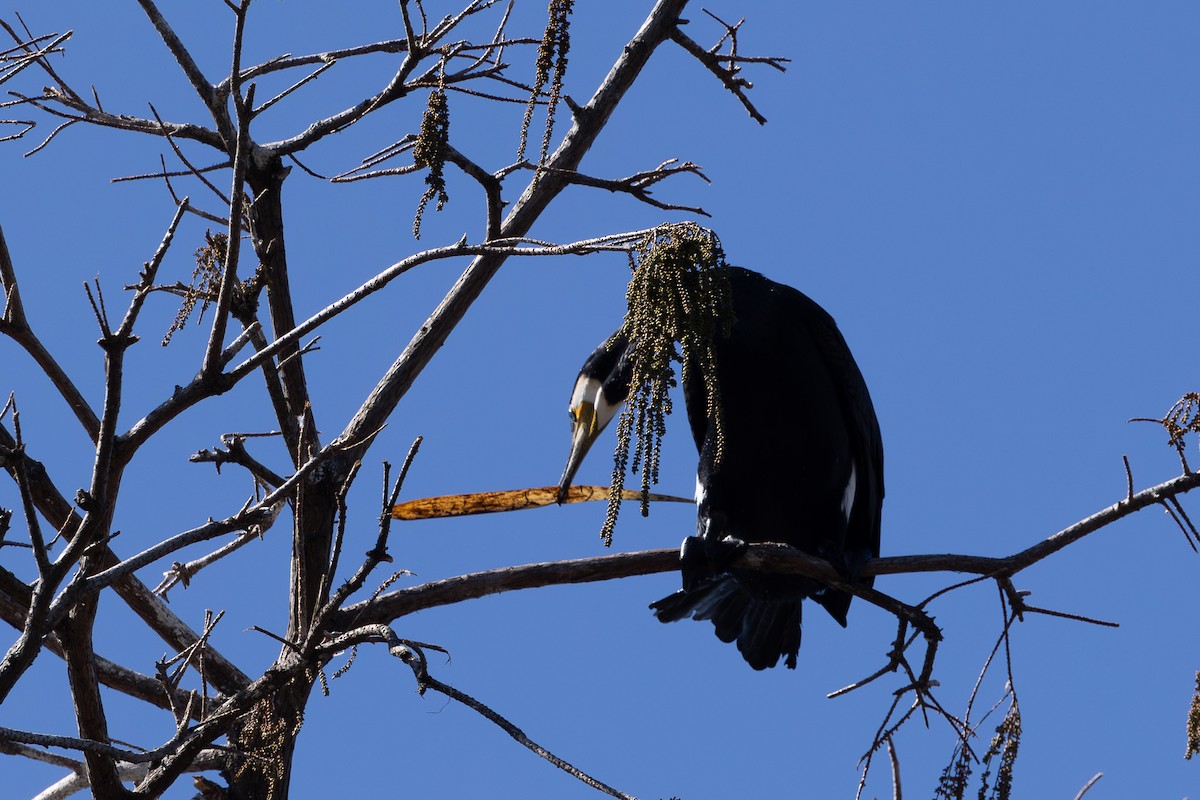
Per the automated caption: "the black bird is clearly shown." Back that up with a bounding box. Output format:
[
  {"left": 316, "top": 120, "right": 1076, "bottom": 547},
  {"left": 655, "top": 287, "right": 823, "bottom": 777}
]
[{"left": 557, "top": 267, "right": 883, "bottom": 670}]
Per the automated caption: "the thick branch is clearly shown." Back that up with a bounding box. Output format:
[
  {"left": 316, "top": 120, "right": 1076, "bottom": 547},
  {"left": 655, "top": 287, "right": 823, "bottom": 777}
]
[
  {"left": 331, "top": 548, "right": 984, "bottom": 629},
  {"left": 60, "top": 596, "right": 132, "bottom": 798},
  {"left": 335, "top": 468, "right": 1200, "bottom": 628}
]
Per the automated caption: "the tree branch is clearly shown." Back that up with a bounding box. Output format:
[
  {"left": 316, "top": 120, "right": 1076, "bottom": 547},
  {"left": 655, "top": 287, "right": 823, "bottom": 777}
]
[
  {"left": 336, "top": 468, "right": 1200, "bottom": 629},
  {"left": 132, "top": 0, "right": 231, "bottom": 143},
  {"left": 532, "top": 157, "right": 711, "bottom": 215},
  {"left": 334, "top": 0, "right": 691, "bottom": 462},
  {"left": 0, "top": 421, "right": 251, "bottom": 696},
  {"left": 0, "top": 582, "right": 196, "bottom": 718},
  {"left": 668, "top": 15, "right": 789, "bottom": 125},
  {"left": 0, "top": 225, "right": 101, "bottom": 440},
  {"left": 323, "top": 624, "right": 636, "bottom": 800}
]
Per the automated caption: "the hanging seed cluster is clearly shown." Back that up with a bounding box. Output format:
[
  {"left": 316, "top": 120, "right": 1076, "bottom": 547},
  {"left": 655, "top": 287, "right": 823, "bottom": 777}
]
[
  {"left": 163, "top": 230, "right": 227, "bottom": 346},
  {"left": 1159, "top": 392, "right": 1200, "bottom": 461},
  {"left": 413, "top": 87, "right": 450, "bottom": 239},
  {"left": 163, "top": 229, "right": 264, "bottom": 345},
  {"left": 934, "top": 699, "right": 1022, "bottom": 800},
  {"left": 518, "top": 0, "right": 573, "bottom": 176},
  {"left": 976, "top": 702, "right": 1021, "bottom": 800},
  {"left": 600, "top": 222, "right": 733, "bottom": 545},
  {"left": 1187, "top": 671, "right": 1200, "bottom": 760}
]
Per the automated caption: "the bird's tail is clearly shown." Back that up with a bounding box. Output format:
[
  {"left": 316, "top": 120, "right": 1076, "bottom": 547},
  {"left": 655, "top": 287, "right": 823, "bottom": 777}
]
[{"left": 650, "top": 577, "right": 802, "bottom": 670}]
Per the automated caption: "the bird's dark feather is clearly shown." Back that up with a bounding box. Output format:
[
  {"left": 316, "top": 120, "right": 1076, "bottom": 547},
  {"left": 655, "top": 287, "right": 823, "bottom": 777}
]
[{"left": 571, "top": 267, "right": 882, "bottom": 670}]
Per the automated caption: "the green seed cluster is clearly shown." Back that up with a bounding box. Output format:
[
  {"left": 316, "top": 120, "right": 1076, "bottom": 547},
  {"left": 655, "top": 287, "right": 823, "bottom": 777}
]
[{"left": 600, "top": 222, "right": 732, "bottom": 545}]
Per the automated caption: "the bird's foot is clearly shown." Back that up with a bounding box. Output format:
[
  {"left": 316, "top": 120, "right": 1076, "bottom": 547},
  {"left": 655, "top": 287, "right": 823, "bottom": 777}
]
[{"left": 679, "top": 534, "right": 747, "bottom": 592}]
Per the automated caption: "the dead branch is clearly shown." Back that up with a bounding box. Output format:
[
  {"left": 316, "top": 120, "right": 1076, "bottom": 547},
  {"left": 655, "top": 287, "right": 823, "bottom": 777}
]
[
  {"left": 333, "top": 137, "right": 506, "bottom": 240},
  {"left": 232, "top": 40, "right": 410, "bottom": 84},
  {"left": 0, "top": 577, "right": 196, "bottom": 718},
  {"left": 189, "top": 434, "right": 286, "bottom": 488},
  {"left": 0, "top": 20, "right": 78, "bottom": 100},
  {"left": 6, "top": 89, "right": 226, "bottom": 150},
  {"left": 147, "top": 105, "right": 231, "bottom": 207},
  {"left": 199, "top": 78, "right": 252, "bottom": 376},
  {"left": 336, "top": 466, "right": 1200, "bottom": 641},
  {"left": 669, "top": 14, "right": 789, "bottom": 125},
  {"left": 0, "top": 415, "right": 252, "bottom": 698},
  {"left": 334, "top": 0, "right": 693, "bottom": 466},
  {"left": 0, "top": 225, "right": 101, "bottom": 439},
  {"left": 3, "top": 1, "right": 1169, "bottom": 797},
  {"left": 0, "top": 29, "right": 71, "bottom": 91},
  {"left": 252, "top": 57, "right": 336, "bottom": 116},
  {"left": 0, "top": 119, "right": 35, "bottom": 143},
  {"left": 522, "top": 158, "right": 712, "bottom": 215},
  {"left": 1074, "top": 773, "right": 1104, "bottom": 800},
  {"left": 323, "top": 624, "right": 637, "bottom": 800},
  {"left": 133, "top": 0, "right": 232, "bottom": 142},
  {"left": 30, "top": 750, "right": 224, "bottom": 800}
]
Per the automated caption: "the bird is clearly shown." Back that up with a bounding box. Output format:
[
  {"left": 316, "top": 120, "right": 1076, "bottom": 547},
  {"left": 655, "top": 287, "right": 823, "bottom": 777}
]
[{"left": 557, "top": 266, "right": 883, "bottom": 670}]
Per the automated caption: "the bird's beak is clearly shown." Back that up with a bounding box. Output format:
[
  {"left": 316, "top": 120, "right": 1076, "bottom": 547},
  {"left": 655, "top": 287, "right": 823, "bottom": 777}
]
[{"left": 557, "top": 400, "right": 600, "bottom": 504}]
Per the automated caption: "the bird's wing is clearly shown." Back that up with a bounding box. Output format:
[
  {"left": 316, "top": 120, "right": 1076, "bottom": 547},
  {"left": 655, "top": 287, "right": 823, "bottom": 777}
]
[{"left": 800, "top": 297, "right": 884, "bottom": 570}]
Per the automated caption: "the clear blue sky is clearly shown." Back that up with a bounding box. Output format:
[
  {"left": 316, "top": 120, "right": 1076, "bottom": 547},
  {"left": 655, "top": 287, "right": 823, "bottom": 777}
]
[{"left": 2, "top": 2, "right": 1199, "bottom": 798}]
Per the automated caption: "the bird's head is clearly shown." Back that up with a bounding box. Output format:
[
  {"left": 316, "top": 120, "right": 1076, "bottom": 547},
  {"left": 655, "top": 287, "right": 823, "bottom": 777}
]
[{"left": 556, "top": 332, "right": 632, "bottom": 503}]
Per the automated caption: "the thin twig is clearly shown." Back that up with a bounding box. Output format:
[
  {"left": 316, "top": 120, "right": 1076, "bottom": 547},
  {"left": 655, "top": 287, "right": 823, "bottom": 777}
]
[
  {"left": 1073, "top": 773, "right": 1103, "bottom": 800},
  {"left": 886, "top": 734, "right": 901, "bottom": 800},
  {"left": 667, "top": 22, "right": 788, "bottom": 125},
  {"left": 252, "top": 57, "right": 336, "bottom": 116},
  {"left": 325, "top": 625, "right": 636, "bottom": 800},
  {"left": 199, "top": 78, "right": 254, "bottom": 376}
]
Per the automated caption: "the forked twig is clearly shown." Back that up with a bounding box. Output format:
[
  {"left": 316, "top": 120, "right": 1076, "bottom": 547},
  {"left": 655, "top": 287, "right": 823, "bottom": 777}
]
[{"left": 323, "top": 625, "right": 636, "bottom": 800}]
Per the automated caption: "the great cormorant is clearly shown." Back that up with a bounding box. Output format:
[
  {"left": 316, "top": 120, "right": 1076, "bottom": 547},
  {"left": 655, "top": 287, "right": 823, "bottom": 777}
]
[{"left": 557, "top": 266, "right": 883, "bottom": 670}]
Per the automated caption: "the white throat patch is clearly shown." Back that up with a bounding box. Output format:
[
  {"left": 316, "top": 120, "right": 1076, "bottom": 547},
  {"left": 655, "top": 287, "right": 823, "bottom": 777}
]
[{"left": 570, "top": 375, "right": 621, "bottom": 435}]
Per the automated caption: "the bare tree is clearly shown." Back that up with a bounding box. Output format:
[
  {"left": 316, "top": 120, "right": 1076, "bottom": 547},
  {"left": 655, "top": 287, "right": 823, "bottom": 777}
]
[
  {"left": 0, "top": 2, "right": 1196, "bottom": 799},
  {"left": 0, "top": 2, "right": 789, "bottom": 796}
]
